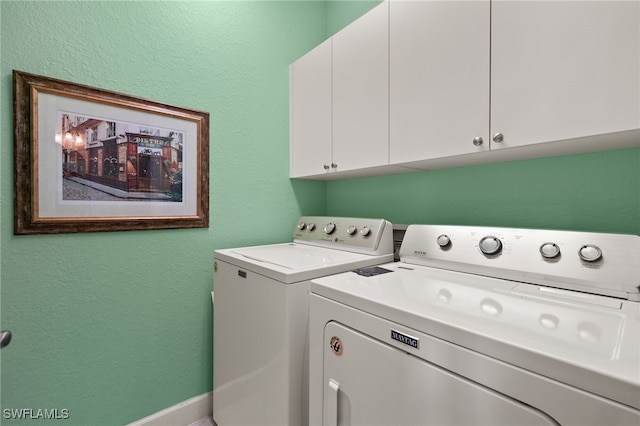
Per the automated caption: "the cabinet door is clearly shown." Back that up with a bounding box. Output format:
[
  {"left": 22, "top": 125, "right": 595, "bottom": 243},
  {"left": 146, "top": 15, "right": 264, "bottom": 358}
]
[
  {"left": 491, "top": 1, "right": 640, "bottom": 149},
  {"left": 332, "top": 2, "right": 389, "bottom": 172},
  {"left": 290, "top": 39, "right": 332, "bottom": 178},
  {"left": 389, "top": 0, "right": 490, "bottom": 164}
]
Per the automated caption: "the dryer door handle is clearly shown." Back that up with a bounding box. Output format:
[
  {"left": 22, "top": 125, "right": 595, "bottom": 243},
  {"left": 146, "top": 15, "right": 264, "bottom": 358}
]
[{"left": 325, "top": 379, "right": 340, "bottom": 426}]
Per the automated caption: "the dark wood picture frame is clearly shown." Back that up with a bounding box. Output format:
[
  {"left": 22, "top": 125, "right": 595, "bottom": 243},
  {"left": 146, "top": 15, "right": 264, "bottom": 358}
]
[{"left": 13, "top": 70, "right": 209, "bottom": 234}]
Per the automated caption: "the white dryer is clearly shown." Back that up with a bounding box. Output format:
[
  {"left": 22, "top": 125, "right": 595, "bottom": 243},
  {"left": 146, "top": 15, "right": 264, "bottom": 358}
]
[
  {"left": 309, "top": 225, "right": 640, "bottom": 425},
  {"left": 213, "top": 216, "right": 394, "bottom": 426}
]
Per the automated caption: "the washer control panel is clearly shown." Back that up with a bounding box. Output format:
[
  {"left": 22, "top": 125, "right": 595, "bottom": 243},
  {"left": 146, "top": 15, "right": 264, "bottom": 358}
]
[
  {"left": 399, "top": 225, "right": 640, "bottom": 300},
  {"left": 293, "top": 216, "right": 394, "bottom": 256}
]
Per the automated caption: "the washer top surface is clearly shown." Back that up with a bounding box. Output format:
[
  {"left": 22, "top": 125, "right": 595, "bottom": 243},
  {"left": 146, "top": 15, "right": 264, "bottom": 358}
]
[
  {"left": 215, "top": 243, "right": 393, "bottom": 284},
  {"left": 216, "top": 243, "right": 392, "bottom": 283},
  {"left": 230, "top": 243, "right": 371, "bottom": 270},
  {"left": 214, "top": 216, "right": 395, "bottom": 284}
]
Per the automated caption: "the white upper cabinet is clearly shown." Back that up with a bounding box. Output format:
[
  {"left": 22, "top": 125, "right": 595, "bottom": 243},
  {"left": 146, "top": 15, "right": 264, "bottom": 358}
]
[
  {"left": 289, "top": 39, "right": 332, "bottom": 178},
  {"left": 390, "top": 0, "right": 491, "bottom": 164},
  {"left": 490, "top": 0, "right": 640, "bottom": 150},
  {"left": 332, "top": 1, "right": 390, "bottom": 173},
  {"left": 290, "top": 0, "right": 639, "bottom": 180}
]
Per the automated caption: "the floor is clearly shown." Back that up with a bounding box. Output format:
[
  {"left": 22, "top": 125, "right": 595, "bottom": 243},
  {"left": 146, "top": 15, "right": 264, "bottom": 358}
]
[{"left": 188, "top": 416, "right": 214, "bottom": 426}]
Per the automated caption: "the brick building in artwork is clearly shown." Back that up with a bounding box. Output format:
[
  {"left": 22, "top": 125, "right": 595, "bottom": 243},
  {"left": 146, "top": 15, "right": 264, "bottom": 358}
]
[{"left": 59, "top": 113, "right": 183, "bottom": 200}]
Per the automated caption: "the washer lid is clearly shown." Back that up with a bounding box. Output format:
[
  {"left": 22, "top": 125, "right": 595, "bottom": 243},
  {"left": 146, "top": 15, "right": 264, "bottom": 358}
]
[
  {"left": 231, "top": 244, "right": 367, "bottom": 269},
  {"left": 215, "top": 243, "right": 394, "bottom": 284}
]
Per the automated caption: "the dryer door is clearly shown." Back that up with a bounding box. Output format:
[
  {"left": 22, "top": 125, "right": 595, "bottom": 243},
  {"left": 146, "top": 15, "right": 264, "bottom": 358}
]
[{"left": 322, "top": 321, "right": 559, "bottom": 426}]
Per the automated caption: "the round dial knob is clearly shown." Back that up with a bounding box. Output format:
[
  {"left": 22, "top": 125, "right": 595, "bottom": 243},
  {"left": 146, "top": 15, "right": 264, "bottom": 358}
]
[
  {"left": 540, "top": 242, "right": 561, "bottom": 259},
  {"left": 307, "top": 223, "right": 316, "bottom": 231},
  {"left": 297, "top": 222, "right": 306, "bottom": 231},
  {"left": 436, "top": 234, "right": 451, "bottom": 248},
  {"left": 578, "top": 244, "right": 602, "bottom": 262},
  {"left": 346, "top": 225, "right": 357, "bottom": 235},
  {"left": 479, "top": 236, "right": 502, "bottom": 255},
  {"left": 360, "top": 226, "right": 371, "bottom": 237},
  {"left": 324, "top": 222, "right": 336, "bottom": 235}
]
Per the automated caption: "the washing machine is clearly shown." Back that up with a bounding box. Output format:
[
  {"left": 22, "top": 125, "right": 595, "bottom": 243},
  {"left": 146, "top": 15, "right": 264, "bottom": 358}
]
[
  {"left": 213, "top": 216, "right": 394, "bottom": 426},
  {"left": 309, "top": 225, "right": 640, "bottom": 425}
]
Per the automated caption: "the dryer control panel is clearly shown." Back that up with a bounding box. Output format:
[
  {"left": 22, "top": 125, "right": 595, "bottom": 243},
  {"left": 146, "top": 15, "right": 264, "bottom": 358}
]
[
  {"left": 399, "top": 225, "right": 640, "bottom": 300},
  {"left": 293, "top": 216, "right": 394, "bottom": 256}
]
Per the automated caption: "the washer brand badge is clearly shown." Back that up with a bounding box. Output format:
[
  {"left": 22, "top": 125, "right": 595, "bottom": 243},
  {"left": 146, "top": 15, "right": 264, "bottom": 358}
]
[
  {"left": 391, "top": 330, "right": 419, "bottom": 349},
  {"left": 414, "top": 250, "right": 427, "bottom": 256},
  {"left": 329, "top": 336, "right": 343, "bottom": 356}
]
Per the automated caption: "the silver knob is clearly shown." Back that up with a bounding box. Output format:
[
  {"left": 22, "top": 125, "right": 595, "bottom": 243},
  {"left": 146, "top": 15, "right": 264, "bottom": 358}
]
[
  {"left": 493, "top": 132, "right": 504, "bottom": 143},
  {"left": 324, "top": 222, "right": 336, "bottom": 235},
  {"left": 360, "top": 226, "right": 371, "bottom": 237},
  {"left": 578, "top": 245, "right": 602, "bottom": 262},
  {"left": 540, "top": 242, "right": 561, "bottom": 259},
  {"left": 347, "top": 225, "right": 357, "bottom": 235},
  {"left": 307, "top": 223, "right": 316, "bottom": 231},
  {"left": 331, "top": 163, "right": 337, "bottom": 169},
  {"left": 436, "top": 234, "right": 451, "bottom": 248},
  {"left": 479, "top": 236, "right": 502, "bottom": 255},
  {"left": 473, "top": 136, "right": 483, "bottom": 146},
  {"left": 323, "top": 164, "right": 330, "bottom": 170},
  {"left": 297, "top": 222, "right": 306, "bottom": 231}
]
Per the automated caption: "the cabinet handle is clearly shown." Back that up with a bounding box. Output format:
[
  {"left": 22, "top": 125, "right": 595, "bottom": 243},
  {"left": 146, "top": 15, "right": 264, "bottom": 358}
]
[
  {"left": 493, "top": 132, "right": 504, "bottom": 143},
  {"left": 331, "top": 163, "right": 337, "bottom": 169},
  {"left": 473, "top": 136, "right": 483, "bottom": 146},
  {"left": 323, "top": 164, "right": 330, "bottom": 170}
]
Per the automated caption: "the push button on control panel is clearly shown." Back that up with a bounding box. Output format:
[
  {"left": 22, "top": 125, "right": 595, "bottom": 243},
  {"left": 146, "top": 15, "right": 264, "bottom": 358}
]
[
  {"left": 479, "top": 236, "right": 502, "bottom": 255},
  {"left": 539, "top": 242, "right": 561, "bottom": 259},
  {"left": 578, "top": 244, "right": 602, "bottom": 262}
]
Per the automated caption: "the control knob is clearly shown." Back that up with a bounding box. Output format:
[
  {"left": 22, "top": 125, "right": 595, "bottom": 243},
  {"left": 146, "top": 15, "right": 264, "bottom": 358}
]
[
  {"left": 479, "top": 236, "right": 502, "bottom": 255},
  {"left": 324, "top": 222, "right": 336, "bottom": 235},
  {"left": 297, "top": 222, "right": 306, "bottom": 231},
  {"left": 360, "top": 226, "right": 371, "bottom": 237},
  {"left": 540, "top": 242, "right": 561, "bottom": 259},
  {"left": 307, "top": 223, "right": 316, "bottom": 231},
  {"left": 436, "top": 234, "right": 451, "bottom": 248},
  {"left": 578, "top": 244, "right": 602, "bottom": 262},
  {"left": 347, "top": 225, "right": 357, "bottom": 235}
]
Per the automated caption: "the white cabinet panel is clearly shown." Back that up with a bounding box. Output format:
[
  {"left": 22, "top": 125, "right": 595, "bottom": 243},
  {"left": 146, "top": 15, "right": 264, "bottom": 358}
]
[
  {"left": 390, "top": 0, "right": 490, "bottom": 163},
  {"left": 491, "top": 0, "right": 640, "bottom": 149},
  {"left": 289, "top": 39, "right": 332, "bottom": 178},
  {"left": 290, "top": 0, "right": 640, "bottom": 180},
  {"left": 332, "top": 2, "right": 389, "bottom": 173}
]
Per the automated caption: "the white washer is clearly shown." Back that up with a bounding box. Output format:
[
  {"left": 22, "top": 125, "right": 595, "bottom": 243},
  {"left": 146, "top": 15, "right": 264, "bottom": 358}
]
[
  {"left": 213, "top": 216, "right": 394, "bottom": 426},
  {"left": 309, "top": 225, "right": 640, "bottom": 426}
]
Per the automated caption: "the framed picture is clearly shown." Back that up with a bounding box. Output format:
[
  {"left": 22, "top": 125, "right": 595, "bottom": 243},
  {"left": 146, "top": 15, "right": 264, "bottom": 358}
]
[{"left": 13, "top": 70, "right": 209, "bottom": 234}]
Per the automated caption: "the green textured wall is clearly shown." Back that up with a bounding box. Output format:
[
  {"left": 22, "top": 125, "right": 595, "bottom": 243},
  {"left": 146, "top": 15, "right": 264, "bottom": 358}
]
[
  {"left": 0, "top": 1, "right": 326, "bottom": 425},
  {"left": 326, "top": 0, "right": 380, "bottom": 36},
  {"left": 327, "top": 148, "right": 640, "bottom": 235}
]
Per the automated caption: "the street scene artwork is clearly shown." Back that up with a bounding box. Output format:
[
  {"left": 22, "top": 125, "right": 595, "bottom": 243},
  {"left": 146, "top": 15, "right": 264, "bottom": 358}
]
[
  {"left": 59, "top": 112, "right": 184, "bottom": 203},
  {"left": 14, "top": 70, "right": 209, "bottom": 234}
]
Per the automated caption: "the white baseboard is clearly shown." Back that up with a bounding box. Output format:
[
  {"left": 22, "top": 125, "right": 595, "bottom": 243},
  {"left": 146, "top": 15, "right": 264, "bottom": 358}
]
[{"left": 128, "top": 391, "right": 213, "bottom": 426}]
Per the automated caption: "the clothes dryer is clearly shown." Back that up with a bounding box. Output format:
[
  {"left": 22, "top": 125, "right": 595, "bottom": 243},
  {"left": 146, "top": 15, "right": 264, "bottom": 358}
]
[
  {"left": 213, "top": 216, "right": 393, "bottom": 426},
  {"left": 309, "top": 225, "right": 640, "bottom": 425}
]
